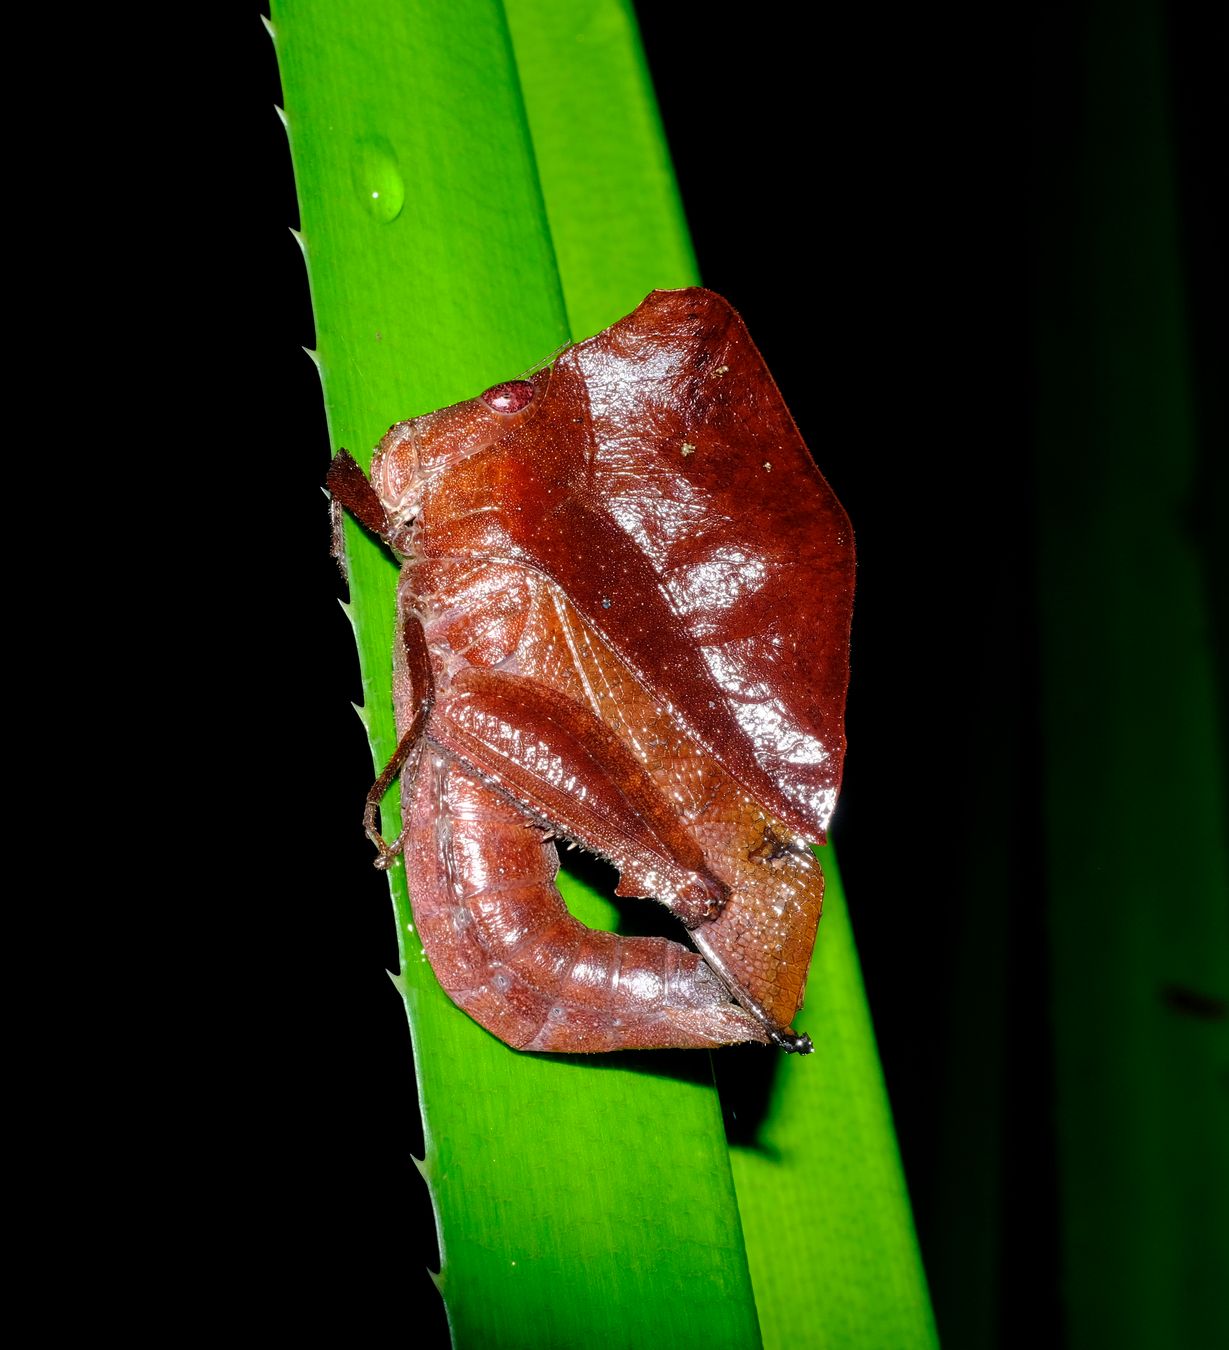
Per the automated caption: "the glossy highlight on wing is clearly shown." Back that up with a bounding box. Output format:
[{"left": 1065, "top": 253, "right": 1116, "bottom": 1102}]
[{"left": 444, "top": 289, "right": 856, "bottom": 843}]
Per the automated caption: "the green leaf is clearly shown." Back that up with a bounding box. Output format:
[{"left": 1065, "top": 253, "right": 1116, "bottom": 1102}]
[
  {"left": 728, "top": 848, "right": 938, "bottom": 1348},
  {"left": 270, "top": 2, "right": 937, "bottom": 1345},
  {"left": 1033, "top": 3, "right": 1229, "bottom": 1345}
]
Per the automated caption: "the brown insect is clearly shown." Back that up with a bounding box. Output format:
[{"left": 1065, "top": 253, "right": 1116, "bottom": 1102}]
[{"left": 328, "top": 289, "right": 855, "bottom": 1053}]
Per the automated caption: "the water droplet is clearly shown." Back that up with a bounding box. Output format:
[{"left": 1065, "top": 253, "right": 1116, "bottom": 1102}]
[{"left": 351, "top": 139, "right": 404, "bottom": 222}]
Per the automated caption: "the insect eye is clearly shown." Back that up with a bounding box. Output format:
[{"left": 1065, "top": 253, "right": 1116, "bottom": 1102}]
[{"left": 480, "top": 380, "right": 535, "bottom": 414}]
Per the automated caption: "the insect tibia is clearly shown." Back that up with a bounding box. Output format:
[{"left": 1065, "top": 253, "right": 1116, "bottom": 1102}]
[{"left": 328, "top": 491, "right": 349, "bottom": 584}]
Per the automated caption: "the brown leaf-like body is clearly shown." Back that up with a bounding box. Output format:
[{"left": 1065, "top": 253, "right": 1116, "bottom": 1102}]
[{"left": 334, "top": 289, "right": 855, "bottom": 1052}]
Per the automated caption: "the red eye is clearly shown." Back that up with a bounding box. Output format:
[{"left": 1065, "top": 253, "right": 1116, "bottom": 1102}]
[{"left": 480, "top": 380, "right": 534, "bottom": 414}]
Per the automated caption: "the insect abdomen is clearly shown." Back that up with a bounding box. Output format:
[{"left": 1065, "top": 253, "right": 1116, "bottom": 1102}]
[{"left": 406, "top": 753, "right": 768, "bottom": 1053}]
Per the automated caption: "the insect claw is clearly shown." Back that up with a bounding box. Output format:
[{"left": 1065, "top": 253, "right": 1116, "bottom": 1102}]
[{"left": 365, "top": 823, "right": 406, "bottom": 870}]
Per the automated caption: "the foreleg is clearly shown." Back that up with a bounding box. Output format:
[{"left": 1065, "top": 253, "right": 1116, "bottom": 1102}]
[{"left": 363, "top": 599, "right": 435, "bottom": 867}]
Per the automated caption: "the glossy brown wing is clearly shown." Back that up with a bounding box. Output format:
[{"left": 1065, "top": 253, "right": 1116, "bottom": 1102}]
[{"left": 416, "top": 289, "right": 854, "bottom": 841}]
